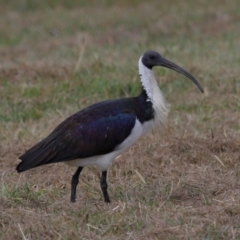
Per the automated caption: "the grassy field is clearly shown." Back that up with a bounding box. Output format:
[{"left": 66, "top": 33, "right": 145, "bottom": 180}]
[{"left": 1, "top": 0, "right": 240, "bottom": 239}]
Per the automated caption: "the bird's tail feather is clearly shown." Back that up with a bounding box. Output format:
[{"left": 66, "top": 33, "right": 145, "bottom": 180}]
[{"left": 16, "top": 138, "right": 58, "bottom": 172}]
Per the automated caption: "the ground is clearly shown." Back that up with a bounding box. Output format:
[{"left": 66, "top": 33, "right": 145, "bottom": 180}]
[{"left": 0, "top": 0, "right": 240, "bottom": 239}]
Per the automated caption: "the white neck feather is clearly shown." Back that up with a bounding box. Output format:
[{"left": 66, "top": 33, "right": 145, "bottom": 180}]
[{"left": 138, "top": 57, "right": 169, "bottom": 127}]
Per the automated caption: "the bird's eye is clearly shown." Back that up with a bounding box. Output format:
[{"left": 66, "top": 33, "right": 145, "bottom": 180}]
[{"left": 149, "top": 55, "right": 154, "bottom": 59}]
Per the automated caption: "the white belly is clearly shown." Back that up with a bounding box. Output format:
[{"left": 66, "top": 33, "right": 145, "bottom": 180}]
[
  {"left": 67, "top": 119, "right": 143, "bottom": 171},
  {"left": 141, "top": 119, "right": 155, "bottom": 136}
]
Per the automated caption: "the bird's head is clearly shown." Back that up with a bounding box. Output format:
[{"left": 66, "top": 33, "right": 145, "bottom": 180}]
[{"left": 141, "top": 50, "right": 204, "bottom": 93}]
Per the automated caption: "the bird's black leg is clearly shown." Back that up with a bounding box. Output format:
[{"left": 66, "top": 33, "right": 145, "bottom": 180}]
[
  {"left": 100, "top": 171, "right": 110, "bottom": 203},
  {"left": 71, "top": 166, "right": 83, "bottom": 203}
]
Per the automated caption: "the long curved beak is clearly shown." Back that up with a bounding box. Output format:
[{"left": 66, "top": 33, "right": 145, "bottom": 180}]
[{"left": 158, "top": 57, "right": 204, "bottom": 93}]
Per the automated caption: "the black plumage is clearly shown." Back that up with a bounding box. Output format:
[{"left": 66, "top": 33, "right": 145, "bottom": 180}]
[{"left": 17, "top": 89, "right": 153, "bottom": 173}]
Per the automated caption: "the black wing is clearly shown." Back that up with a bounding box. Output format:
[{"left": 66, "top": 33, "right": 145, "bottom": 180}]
[{"left": 17, "top": 98, "right": 138, "bottom": 172}]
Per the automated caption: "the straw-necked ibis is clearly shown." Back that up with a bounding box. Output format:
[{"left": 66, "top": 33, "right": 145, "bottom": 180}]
[{"left": 17, "top": 50, "right": 203, "bottom": 203}]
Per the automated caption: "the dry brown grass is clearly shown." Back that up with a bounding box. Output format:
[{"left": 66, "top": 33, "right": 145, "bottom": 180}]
[
  {"left": 1, "top": 131, "right": 240, "bottom": 239},
  {"left": 1, "top": 0, "right": 240, "bottom": 239}
]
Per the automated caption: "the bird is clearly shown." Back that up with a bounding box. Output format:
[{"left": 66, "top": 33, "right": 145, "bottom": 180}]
[{"left": 16, "top": 50, "right": 204, "bottom": 203}]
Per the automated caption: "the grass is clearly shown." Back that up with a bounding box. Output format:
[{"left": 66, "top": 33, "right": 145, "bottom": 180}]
[{"left": 0, "top": 0, "right": 240, "bottom": 239}]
